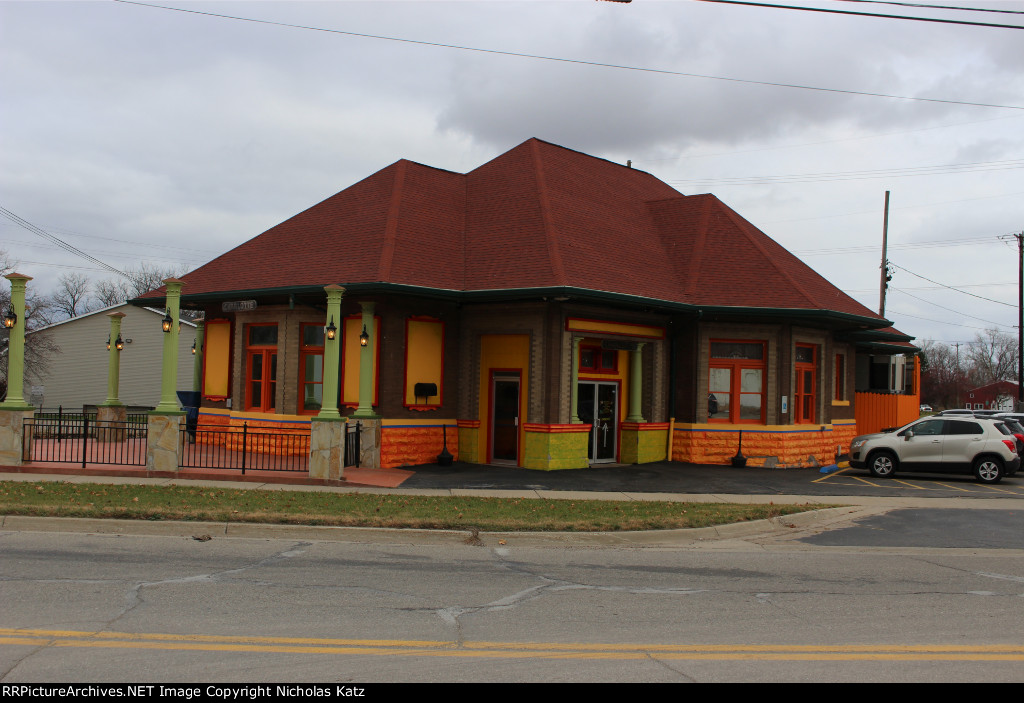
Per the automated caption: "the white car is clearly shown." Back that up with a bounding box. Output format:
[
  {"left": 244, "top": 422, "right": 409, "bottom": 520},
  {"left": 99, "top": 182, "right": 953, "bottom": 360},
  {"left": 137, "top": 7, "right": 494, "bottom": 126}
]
[{"left": 850, "top": 416, "right": 1020, "bottom": 484}]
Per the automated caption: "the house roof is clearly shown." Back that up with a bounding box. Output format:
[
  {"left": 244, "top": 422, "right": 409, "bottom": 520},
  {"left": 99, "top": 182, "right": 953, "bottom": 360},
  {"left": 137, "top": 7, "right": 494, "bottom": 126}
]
[
  {"left": 139, "top": 138, "right": 891, "bottom": 328},
  {"left": 28, "top": 303, "right": 197, "bottom": 336}
]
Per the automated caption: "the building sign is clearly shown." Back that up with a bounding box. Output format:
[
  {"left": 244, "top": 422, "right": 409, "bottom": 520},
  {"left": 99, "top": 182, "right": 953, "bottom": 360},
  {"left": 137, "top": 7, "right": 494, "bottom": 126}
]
[{"left": 221, "top": 300, "right": 257, "bottom": 312}]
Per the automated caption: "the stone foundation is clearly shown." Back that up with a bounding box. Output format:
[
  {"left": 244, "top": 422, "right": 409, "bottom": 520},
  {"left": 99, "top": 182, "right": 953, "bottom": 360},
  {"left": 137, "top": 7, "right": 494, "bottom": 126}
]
[
  {"left": 96, "top": 405, "right": 128, "bottom": 443},
  {"left": 309, "top": 417, "right": 344, "bottom": 480},
  {"left": 0, "top": 409, "right": 33, "bottom": 466},
  {"left": 146, "top": 413, "right": 182, "bottom": 472}
]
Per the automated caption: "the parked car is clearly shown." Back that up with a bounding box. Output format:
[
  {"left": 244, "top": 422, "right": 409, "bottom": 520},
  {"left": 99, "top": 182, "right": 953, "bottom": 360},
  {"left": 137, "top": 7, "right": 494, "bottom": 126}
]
[
  {"left": 849, "top": 416, "right": 1020, "bottom": 484},
  {"left": 920, "top": 404, "right": 933, "bottom": 413}
]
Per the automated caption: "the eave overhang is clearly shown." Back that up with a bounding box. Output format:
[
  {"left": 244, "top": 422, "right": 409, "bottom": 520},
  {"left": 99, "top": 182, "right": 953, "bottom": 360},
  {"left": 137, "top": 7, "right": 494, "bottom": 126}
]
[{"left": 131, "top": 282, "right": 894, "bottom": 332}]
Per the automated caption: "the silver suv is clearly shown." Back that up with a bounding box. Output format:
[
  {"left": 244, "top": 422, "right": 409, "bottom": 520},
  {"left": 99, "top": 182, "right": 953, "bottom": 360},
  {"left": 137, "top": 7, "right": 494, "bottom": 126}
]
[{"left": 850, "top": 416, "right": 1020, "bottom": 484}]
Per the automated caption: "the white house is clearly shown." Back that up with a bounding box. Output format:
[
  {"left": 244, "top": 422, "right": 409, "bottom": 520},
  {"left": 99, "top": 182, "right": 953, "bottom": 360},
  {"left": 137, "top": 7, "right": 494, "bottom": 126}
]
[{"left": 27, "top": 303, "right": 197, "bottom": 410}]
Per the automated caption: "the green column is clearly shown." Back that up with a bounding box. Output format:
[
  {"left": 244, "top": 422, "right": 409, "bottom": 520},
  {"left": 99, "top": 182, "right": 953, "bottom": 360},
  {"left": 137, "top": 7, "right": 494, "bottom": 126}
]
[
  {"left": 153, "top": 278, "right": 185, "bottom": 414},
  {"left": 570, "top": 337, "right": 581, "bottom": 423},
  {"left": 192, "top": 319, "right": 205, "bottom": 394},
  {"left": 317, "top": 285, "right": 345, "bottom": 419},
  {"left": 1, "top": 273, "right": 33, "bottom": 410},
  {"left": 626, "top": 342, "right": 646, "bottom": 422},
  {"left": 352, "top": 301, "right": 377, "bottom": 418},
  {"left": 101, "top": 311, "right": 126, "bottom": 406}
]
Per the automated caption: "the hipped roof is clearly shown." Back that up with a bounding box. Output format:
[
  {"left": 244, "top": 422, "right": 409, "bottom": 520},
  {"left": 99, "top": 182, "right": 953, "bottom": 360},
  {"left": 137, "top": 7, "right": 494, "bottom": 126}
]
[{"left": 141, "top": 138, "right": 896, "bottom": 330}]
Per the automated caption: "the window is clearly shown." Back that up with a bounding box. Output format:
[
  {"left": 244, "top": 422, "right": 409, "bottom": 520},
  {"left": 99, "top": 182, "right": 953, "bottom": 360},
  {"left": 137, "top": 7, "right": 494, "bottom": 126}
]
[
  {"left": 834, "top": 353, "right": 845, "bottom": 401},
  {"left": 709, "top": 340, "right": 766, "bottom": 423},
  {"left": 246, "top": 324, "right": 278, "bottom": 412},
  {"left": 579, "top": 345, "right": 618, "bottom": 374},
  {"left": 795, "top": 344, "right": 817, "bottom": 424},
  {"left": 299, "top": 323, "right": 325, "bottom": 414}
]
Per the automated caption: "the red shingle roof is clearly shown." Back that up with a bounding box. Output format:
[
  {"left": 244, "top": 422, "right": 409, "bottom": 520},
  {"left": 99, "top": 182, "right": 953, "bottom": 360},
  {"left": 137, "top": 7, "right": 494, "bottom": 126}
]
[{"left": 148, "top": 138, "right": 886, "bottom": 322}]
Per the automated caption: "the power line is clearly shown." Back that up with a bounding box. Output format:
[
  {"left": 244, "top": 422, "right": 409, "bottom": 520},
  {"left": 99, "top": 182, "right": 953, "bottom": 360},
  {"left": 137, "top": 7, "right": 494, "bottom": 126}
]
[
  {"left": 669, "top": 158, "right": 1024, "bottom": 187},
  {"left": 0, "top": 207, "right": 127, "bottom": 279},
  {"left": 834, "top": 1, "right": 1024, "bottom": 16},
  {"left": 889, "top": 261, "right": 1017, "bottom": 307},
  {"left": 693, "top": 0, "right": 1024, "bottom": 29},
  {"left": 890, "top": 286, "right": 1009, "bottom": 327},
  {"left": 886, "top": 308, "right": 1008, "bottom": 331},
  {"left": 112, "top": 0, "right": 1024, "bottom": 112}
]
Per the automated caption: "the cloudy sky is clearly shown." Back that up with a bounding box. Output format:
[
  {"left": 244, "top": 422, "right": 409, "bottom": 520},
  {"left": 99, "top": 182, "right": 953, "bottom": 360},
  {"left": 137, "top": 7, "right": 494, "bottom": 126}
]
[{"left": 2, "top": 0, "right": 1022, "bottom": 346}]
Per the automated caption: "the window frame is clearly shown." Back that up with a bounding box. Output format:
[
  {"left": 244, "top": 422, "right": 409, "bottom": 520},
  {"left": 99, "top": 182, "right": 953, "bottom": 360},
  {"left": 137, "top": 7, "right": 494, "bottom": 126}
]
[
  {"left": 245, "top": 323, "right": 278, "bottom": 412},
  {"left": 708, "top": 339, "right": 767, "bottom": 424},
  {"left": 298, "top": 322, "right": 326, "bottom": 415}
]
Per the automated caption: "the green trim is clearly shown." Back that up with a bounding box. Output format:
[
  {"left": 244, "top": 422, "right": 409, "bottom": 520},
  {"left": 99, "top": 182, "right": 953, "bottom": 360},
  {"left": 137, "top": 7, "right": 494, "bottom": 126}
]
[{"left": 134, "top": 283, "right": 893, "bottom": 331}]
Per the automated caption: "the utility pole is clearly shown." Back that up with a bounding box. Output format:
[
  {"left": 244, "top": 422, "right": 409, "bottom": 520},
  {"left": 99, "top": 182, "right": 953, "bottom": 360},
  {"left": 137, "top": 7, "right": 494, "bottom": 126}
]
[
  {"left": 1017, "top": 231, "right": 1023, "bottom": 410},
  {"left": 879, "top": 190, "right": 891, "bottom": 317}
]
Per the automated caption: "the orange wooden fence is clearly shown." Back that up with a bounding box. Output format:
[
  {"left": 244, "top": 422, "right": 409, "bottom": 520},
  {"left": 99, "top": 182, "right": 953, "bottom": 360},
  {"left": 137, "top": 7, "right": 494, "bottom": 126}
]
[{"left": 854, "top": 392, "right": 920, "bottom": 436}]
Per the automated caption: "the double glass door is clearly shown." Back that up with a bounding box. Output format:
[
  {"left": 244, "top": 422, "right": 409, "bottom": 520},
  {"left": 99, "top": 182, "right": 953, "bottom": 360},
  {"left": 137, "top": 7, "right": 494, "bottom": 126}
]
[{"left": 577, "top": 381, "right": 617, "bottom": 463}]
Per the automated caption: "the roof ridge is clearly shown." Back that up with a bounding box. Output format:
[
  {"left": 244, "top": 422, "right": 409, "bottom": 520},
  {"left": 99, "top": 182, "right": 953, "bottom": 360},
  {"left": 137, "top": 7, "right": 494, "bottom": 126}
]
[
  {"left": 714, "top": 198, "right": 827, "bottom": 311},
  {"left": 376, "top": 160, "right": 407, "bottom": 282},
  {"left": 529, "top": 139, "right": 567, "bottom": 286},
  {"left": 685, "top": 195, "right": 714, "bottom": 299}
]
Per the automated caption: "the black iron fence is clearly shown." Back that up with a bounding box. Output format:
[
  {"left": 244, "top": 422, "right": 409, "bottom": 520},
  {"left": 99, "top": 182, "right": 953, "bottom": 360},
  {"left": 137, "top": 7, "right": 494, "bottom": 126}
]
[
  {"left": 23, "top": 417, "right": 147, "bottom": 467},
  {"left": 179, "top": 423, "right": 309, "bottom": 473},
  {"left": 345, "top": 420, "right": 361, "bottom": 468}
]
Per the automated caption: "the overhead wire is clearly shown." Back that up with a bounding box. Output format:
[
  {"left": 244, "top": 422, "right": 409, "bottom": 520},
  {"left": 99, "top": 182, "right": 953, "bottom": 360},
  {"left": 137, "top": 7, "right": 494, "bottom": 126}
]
[
  {"left": 888, "top": 262, "right": 1017, "bottom": 306},
  {"left": 112, "top": 1, "right": 1024, "bottom": 112},
  {"left": 0, "top": 207, "right": 127, "bottom": 279},
  {"left": 692, "top": 0, "right": 1024, "bottom": 29}
]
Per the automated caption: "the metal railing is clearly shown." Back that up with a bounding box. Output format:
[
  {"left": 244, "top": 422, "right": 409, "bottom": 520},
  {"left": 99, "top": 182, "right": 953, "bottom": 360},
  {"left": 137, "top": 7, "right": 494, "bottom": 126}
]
[
  {"left": 179, "top": 423, "right": 310, "bottom": 473},
  {"left": 24, "top": 417, "right": 147, "bottom": 467},
  {"left": 345, "top": 420, "right": 361, "bottom": 467}
]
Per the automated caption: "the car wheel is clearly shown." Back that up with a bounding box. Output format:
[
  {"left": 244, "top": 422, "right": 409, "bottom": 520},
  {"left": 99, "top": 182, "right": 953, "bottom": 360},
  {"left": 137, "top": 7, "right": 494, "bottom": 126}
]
[
  {"left": 868, "top": 451, "right": 896, "bottom": 478},
  {"left": 973, "top": 457, "right": 1004, "bottom": 484}
]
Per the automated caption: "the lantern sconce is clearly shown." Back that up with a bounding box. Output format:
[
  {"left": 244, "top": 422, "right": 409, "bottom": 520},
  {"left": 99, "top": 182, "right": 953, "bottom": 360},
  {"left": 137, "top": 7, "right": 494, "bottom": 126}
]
[
  {"left": 359, "top": 325, "right": 369, "bottom": 347},
  {"left": 106, "top": 336, "right": 111, "bottom": 351},
  {"left": 161, "top": 309, "right": 173, "bottom": 333},
  {"left": 191, "top": 338, "right": 197, "bottom": 355},
  {"left": 325, "top": 317, "right": 337, "bottom": 341},
  {"left": 115, "top": 335, "right": 124, "bottom": 351},
  {"left": 2, "top": 307, "right": 16, "bottom": 329}
]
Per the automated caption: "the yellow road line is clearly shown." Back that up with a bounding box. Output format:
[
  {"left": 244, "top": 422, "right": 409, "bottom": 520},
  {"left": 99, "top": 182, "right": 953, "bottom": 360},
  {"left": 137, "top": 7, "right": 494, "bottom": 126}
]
[
  {"left": 892, "top": 479, "right": 926, "bottom": 490},
  {"left": 812, "top": 467, "right": 852, "bottom": 483},
  {"left": 2, "top": 629, "right": 1022, "bottom": 661},
  {"left": 933, "top": 481, "right": 972, "bottom": 492},
  {"left": 850, "top": 475, "right": 882, "bottom": 487}
]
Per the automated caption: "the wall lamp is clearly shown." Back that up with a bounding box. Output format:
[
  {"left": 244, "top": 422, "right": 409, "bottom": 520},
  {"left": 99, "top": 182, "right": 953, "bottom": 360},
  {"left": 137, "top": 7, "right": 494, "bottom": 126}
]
[
  {"left": 191, "top": 338, "right": 197, "bottom": 355},
  {"left": 161, "top": 309, "right": 173, "bottom": 333},
  {"left": 359, "top": 325, "right": 369, "bottom": 347},
  {"left": 325, "top": 317, "right": 337, "bottom": 341},
  {"left": 116, "top": 335, "right": 124, "bottom": 351},
  {"left": 2, "top": 307, "right": 16, "bottom": 329}
]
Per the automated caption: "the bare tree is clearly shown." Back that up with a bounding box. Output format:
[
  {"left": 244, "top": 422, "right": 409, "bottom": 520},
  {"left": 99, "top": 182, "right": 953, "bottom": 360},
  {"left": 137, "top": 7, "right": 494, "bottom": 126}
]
[
  {"left": 966, "top": 328, "right": 1018, "bottom": 387},
  {"left": 49, "top": 272, "right": 94, "bottom": 319},
  {"left": 93, "top": 263, "right": 189, "bottom": 307}
]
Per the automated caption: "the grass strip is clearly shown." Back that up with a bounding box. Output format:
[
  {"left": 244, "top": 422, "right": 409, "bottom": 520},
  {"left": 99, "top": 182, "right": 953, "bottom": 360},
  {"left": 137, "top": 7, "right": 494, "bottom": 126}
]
[{"left": 0, "top": 481, "right": 828, "bottom": 532}]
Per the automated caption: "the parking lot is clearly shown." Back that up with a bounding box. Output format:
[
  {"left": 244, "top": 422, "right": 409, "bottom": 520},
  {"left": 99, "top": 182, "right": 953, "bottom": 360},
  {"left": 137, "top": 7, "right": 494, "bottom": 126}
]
[{"left": 401, "top": 461, "right": 1024, "bottom": 499}]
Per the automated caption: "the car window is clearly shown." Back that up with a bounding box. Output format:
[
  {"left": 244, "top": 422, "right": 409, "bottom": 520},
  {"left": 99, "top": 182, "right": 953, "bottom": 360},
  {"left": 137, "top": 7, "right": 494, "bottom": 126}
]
[
  {"left": 947, "top": 420, "right": 983, "bottom": 435},
  {"left": 902, "top": 419, "right": 945, "bottom": 436},
  {"left": 994, "top": 423, "right": 1013, "bottom": 436}
]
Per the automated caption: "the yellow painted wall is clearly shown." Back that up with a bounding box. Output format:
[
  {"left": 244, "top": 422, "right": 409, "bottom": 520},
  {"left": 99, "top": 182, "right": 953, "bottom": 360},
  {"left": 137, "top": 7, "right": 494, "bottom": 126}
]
[
  {"left": 203, "top": 320, "right": 231, "bottom": 399},
  {"left": 479, "top": 334, "right": 530, "bottom": 465},
  {"left": 404, "top": 319, "right": 443, "bottom": 406}
]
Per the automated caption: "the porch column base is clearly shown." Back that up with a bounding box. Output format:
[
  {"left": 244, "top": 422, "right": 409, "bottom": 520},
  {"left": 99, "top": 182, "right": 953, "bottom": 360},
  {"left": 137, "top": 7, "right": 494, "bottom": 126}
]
[
  {"left": 0, "top": 409, "right": 34, "bottom": 466},
  {"left": 358, "top": 418, "right": 382, "bottom": 469},
  {"left": 619, "top": 422, "right": 670, "bottom": 464},
  {"left": 309, "top": 417, "right": 345, "bottom": 480},
  {"left": 146, "top": 413, "right": 182, "bottom": 472},
  {"left": 522, "top": 423, "right": 590, "bottom": 470},
  {"left": 97, "top": 405, "right": 127, "bottom": 443}
]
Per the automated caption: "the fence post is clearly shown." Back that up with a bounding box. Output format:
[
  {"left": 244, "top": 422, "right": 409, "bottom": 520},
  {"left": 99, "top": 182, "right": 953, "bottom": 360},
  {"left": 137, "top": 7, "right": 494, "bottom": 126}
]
[
  {"left": 81, "top": 415, "right": 88, "bottom": 468},
  {"left": 241, "top": 422, "right": 248, "bottom": 475}
]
